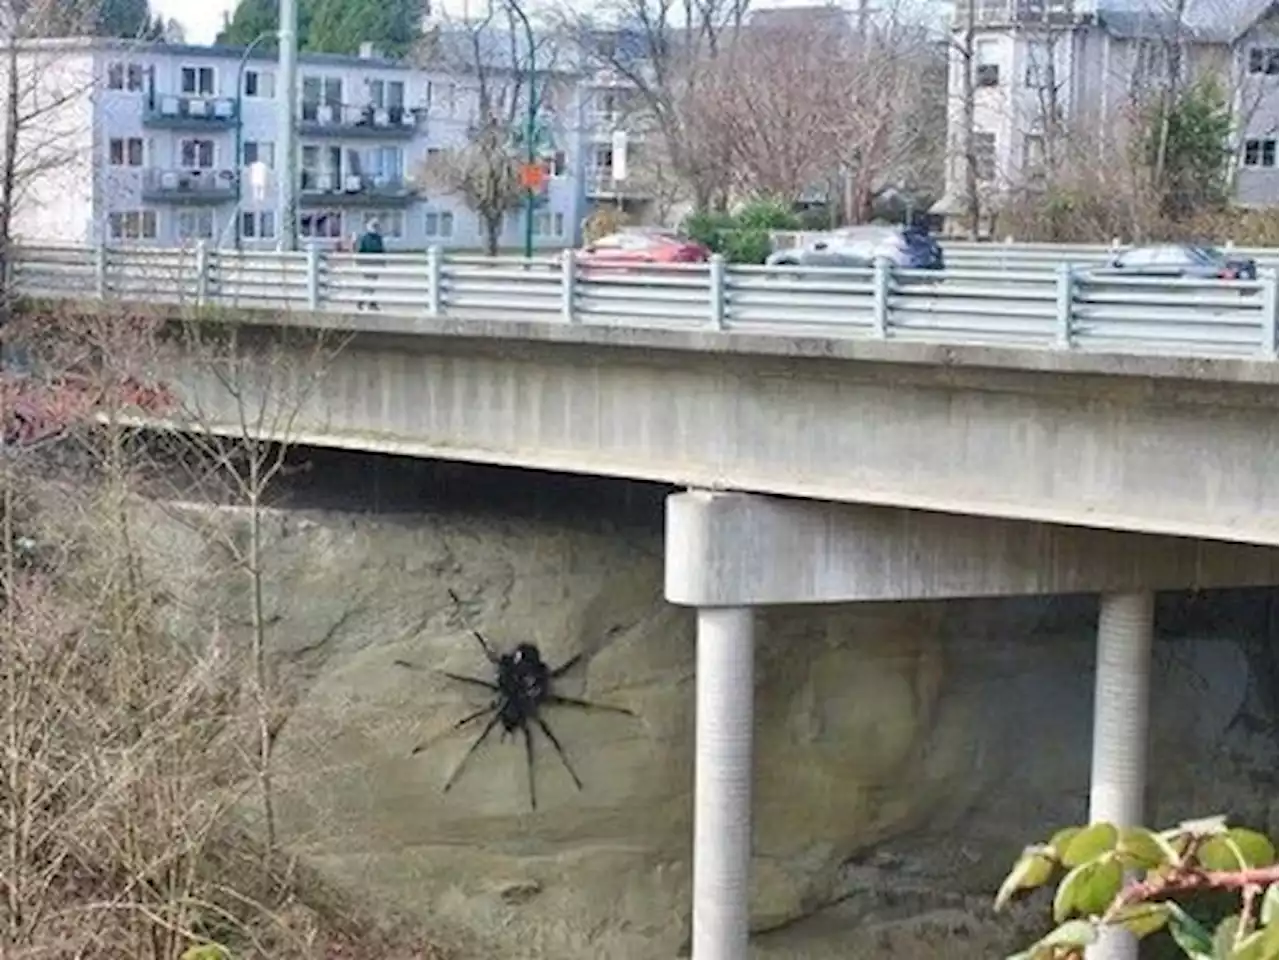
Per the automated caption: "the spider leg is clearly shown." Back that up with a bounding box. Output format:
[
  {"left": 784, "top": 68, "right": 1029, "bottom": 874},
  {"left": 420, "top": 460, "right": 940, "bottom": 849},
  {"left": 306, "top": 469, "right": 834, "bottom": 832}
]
[
  {"left": 549, "top": 653, "right": 582, "bottom": 679},
  {"left": 534, "top": 715, "right": 584, "bottom": 791},
  {"left": 545, "top": 693, "right": 636, "bottom": 717},
  {"left": 440, "top": 670, "right": 499, "bottom": 691},
  {"left": 522, "top": 722, "right": 538, "bottom": 811},
  {"left": 410, "top": 701, "right": 495, "bottom": 755},
  {"left": 447, "top": 588, "right": 500, "bottom": 663},
  {"left": 442, "top": 710, "right": 503, "bottom": 795}
]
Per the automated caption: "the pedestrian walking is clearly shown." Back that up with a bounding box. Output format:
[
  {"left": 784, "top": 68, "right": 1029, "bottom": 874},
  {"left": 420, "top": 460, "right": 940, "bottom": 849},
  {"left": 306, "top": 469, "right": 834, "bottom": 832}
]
[{"left": 356, "top": 218, "right": 385, "bottom": 311}]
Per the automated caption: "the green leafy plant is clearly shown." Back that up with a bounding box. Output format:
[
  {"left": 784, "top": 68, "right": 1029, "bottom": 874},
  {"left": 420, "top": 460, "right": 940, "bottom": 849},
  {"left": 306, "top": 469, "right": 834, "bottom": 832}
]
[{"left": 995, "top": 816, "right": 1279, "bottom": 960}]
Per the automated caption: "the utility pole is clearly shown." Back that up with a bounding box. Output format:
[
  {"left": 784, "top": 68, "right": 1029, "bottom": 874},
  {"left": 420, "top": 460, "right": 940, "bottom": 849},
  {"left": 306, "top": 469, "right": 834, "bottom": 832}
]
[{"left": 277, "top": 0, "right": 299, "bottom": 251}]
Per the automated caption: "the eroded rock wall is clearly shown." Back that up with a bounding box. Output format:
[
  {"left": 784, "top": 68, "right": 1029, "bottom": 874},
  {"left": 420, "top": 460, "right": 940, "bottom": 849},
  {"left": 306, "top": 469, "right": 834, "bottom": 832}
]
[{"left": 127, "top": 490, "right": 1277, "bottom": 960}]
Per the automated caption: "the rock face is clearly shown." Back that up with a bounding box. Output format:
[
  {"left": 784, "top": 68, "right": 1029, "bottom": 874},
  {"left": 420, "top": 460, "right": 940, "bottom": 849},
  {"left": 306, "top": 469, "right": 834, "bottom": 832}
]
[{"left": 132, "top": 494, "right": 1277, "bottom": 960}]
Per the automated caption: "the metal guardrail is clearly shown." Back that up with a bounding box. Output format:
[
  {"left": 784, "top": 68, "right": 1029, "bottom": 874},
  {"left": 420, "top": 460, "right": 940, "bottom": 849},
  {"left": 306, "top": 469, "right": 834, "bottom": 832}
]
[{"left": 10, "top": 243, "right": 1280, "bottom": 360}]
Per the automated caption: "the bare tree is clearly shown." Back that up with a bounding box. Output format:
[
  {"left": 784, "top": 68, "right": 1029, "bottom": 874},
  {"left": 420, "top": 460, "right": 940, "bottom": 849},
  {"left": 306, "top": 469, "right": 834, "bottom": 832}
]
[{"left": 415, "top": 0, "right": 558, "bottom": 255}]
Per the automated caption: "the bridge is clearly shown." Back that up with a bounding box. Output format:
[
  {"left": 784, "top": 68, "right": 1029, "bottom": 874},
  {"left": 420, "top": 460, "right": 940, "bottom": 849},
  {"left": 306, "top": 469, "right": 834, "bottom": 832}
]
[{"left": 12, "top": 242, "right": 1280, "bottom": 960}]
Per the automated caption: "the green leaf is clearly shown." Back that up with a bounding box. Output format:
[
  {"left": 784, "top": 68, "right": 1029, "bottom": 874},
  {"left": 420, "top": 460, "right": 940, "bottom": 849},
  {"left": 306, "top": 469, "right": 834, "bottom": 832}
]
[
  {"left": 1167, "top": 902, "right": 1217, "bottom": 959},
  {"left": 1053, "top": 857, "right": 1124, "bottom": 923},
  {"left": 1260, "top": 883, "right": 1278, "bottom": 928},
  {"left": 1112, "top": 901, "right": 1172, "bottom": 939},
  {"left": 1230, "top": 924, "right": 1278, "bottom": 960},
  {"left": 1037, "top": 919, "right": 1099, "bottom": 948},
  {"left": 1202, "top": 836, "right": 1251, "bottom": 871},
  {"left": 1227, "top": 830, "right": 1278, "bottom": 869},
  {"left": 1049, "top": 827, "right": 1083, "bottom": 860},
  {"left": 1215, "top": 914, "right": 1246, "bottom": 959},
  {"left": 1117, "top": 827, "right": 1176, "bottom": 870},
  {"left": 995, "top": 850, "right": 1057, "bottom": 911},
  {"left": 1061, "top": 823, "right": 1119, "bottom": 868}
]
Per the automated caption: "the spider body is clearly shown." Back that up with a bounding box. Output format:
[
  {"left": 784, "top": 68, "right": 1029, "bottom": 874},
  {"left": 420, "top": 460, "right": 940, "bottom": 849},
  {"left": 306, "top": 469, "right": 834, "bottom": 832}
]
[{"left": 395, "top": 592, "right": 635, "bottom": 811}]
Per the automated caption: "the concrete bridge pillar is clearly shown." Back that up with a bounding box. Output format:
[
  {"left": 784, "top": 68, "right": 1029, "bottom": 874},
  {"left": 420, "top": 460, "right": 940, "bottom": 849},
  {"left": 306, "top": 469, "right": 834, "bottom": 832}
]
[
  {"left": 665, "top": 490, "right": 1275, "bottom": 960},
  {"left": 1087, "top": 591, "right": 1154, "bottom": 960}
]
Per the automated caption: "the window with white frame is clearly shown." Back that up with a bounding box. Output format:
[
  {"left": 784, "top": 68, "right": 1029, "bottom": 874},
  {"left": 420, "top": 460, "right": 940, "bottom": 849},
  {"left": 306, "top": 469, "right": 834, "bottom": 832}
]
[
  {"left": 108, "top": 210, "right": 158, "bottom": 241},
  {"left": 108, "top": 137, "right": 145, "bottom": 167},
  {"left": 975, "top": 40, "right": 1001, "bottom": 86},
  {"left": 1247, "top": 46, "right": 1279, "bottom": 75},
  {"left": 301, "top": 75, "right": 343, "bottom": 121},
  {"left": 299, "top": 210, "right": 343, "bottom": 239},
  {"left": 1243, "top": 138, "right": 1277, "bottom": 168},
  {"left": 243, "top": 68, "right": 275, "bottom": 97},
  {"left": 180, "top": 65, "right": 216, "bottom": 96},
  {"left": 1022, "top": 133, "right": 1045, "bottom": 171},
  {"left": 533, "top": 211, "right": 564, "bottom": 238},
  {"left": 240, "top": 210, "right": 276, "bottom": 240},
  {"left": 107, "top": 62, "right": 146, "bottom": 91},
  {"left": 548, "top": 150, "right": 567, "bottom": 176},
  {"left": 179, "top": 138, "right": 215, "bottom": 169},
  {"left": 176, "top": 209, "right": 215, "bottom": 241},
  {"left": 1024, "top": 41, "right": 1052, "bottom": 87},
  {"left": 243, "top": 140, "right": 275, "bottom": 168},
  {"left": 367, "top": 78, "right": 405, "bottom": 109},
  {"left": 364, "top": 210, "right": 404, "bottom": 238},
  {"left": 424, "top": 210, "right": 454, "bottom": 239}
]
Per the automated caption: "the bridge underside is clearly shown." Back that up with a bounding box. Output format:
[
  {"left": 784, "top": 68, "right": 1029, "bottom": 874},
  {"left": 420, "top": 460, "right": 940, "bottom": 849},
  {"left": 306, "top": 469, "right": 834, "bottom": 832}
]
[{"left": 153, "top": 318, "right": 1279, "bottom": 545}]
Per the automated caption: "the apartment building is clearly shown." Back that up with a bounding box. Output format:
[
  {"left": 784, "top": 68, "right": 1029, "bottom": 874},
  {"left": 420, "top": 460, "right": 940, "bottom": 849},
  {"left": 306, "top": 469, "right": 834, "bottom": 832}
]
[
  {"left": 933, "top": 0, "right": 1279, "bottom": 232},
  {"left": 8, "top": 35, "right": 607, "bottom": 251}
]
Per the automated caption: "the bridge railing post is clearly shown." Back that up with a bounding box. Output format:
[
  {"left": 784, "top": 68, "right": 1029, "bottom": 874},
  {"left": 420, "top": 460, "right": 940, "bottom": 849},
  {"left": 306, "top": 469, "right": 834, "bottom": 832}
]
[
  {"left": 194, "top": 240, "right": 210, "bottom": 307},
  {"left": 1261, "top": 273, "right": 1278, "bottom": 358},
  {"left": 561, "top": 249, "right": 577, "bottom": 323},
  {"left": 305, "top": 244, "right": 322, "bottom": 311},
  {"left": 95, "top": 242, "right": 109, "bottom": 300},
  {"left": 871, "top": 258, "right": 890, "bottom": 337},
  {"left": 427, "top": 245, "right": 442, "bottom": 317},
  {"left": 1055, "top": 262, "right": 1075, "bottom": 348},
  {"left": 708, "top": 254, "right": 726, "bottom": 330}
]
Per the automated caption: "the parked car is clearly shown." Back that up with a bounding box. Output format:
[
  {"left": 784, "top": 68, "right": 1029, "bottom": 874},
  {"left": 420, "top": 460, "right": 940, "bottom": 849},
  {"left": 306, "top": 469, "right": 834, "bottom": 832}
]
[
  {"left": 764, "top": 225, "right": 945, "bottom": 271},
  {"left": 1092, "top": 244, "right": 1259, "bottom": 280},
  {"left": 575, "top": 229, "right": 711, "bottom": 268}
]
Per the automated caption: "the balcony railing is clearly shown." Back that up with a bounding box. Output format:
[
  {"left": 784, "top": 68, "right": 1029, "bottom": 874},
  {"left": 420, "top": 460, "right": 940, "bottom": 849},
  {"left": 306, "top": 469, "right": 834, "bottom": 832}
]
[
  {"left": 143, "top": 95, "right": 238, "bottom": 129},
  {"left": 297, "top": 104, "right": 419, "bottom": 139},
  {"left": 583, "top": 168, "right": 651, "bottom": 199},
  {"left": 141, "top": 167, "right": 237, "bottom": 204},
  {"left": 298, "top": 173, "right": 417, "bottom": 206},
  {"left": 957, "top": 0, "right": 1078, "bottom": 25}
]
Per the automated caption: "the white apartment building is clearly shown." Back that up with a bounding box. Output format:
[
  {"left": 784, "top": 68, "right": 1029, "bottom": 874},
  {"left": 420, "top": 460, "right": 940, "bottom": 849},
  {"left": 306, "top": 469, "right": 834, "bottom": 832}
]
[
  {"left": 934, "top": 0, "right": 1279, "bottom": 231},
  {"left": 7, "top": 35, "right": 627, "bottom": 251}
]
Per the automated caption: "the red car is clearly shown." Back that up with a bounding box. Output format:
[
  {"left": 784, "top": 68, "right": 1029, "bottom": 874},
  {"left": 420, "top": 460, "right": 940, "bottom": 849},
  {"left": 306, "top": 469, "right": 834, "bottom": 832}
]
[{"left": 576, "top": 229, "right": 711, "bottom": 268}]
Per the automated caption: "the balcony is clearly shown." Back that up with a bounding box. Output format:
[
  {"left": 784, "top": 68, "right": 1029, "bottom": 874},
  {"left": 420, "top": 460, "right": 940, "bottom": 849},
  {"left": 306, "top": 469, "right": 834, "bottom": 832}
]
[
  {"left": 297, "top": 104, "right": 420, "bottom": 139},
  {"left": 141, "top": 167, "right": 237, "bottom": 204},
  {"left": 583, "top": 167, "right": 650, "bottom": 199},
  {"left": 298, "top": 173, "right": 417, "bottom": 207},
  {"left": 143, "top": 95, "right": 238, "bottom": 130}
]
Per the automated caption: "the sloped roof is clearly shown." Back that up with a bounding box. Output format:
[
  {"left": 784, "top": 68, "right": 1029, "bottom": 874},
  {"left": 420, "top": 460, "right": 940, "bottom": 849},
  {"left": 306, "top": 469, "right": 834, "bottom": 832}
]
[{"left": 1098, "top": 0, "right": 1276, "bottom": 42}]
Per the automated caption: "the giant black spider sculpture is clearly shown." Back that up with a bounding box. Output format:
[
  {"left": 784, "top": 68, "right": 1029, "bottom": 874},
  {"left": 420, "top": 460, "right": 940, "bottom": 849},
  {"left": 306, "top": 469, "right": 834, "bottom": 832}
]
[{"left": 395, "top": 589, "right": 635, "bottom": 811}]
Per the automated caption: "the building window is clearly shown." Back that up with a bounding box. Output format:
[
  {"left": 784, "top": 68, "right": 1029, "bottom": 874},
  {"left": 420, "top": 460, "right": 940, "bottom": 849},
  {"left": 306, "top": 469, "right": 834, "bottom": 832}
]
[
  {"left": 179, "top": 138, "right": 215, "bottom": 169},
  {"left": 533, "top": 211, "right": 564, "bottom": 238},
  {"left": 367, "top": 78, "right": 405, "bottom": 109},
  {"left": 180, "top": 65, "right": 216, "bottom": 96},
  {"left": 107, "top": 61, "right": 145, "bottom": 91},
  {"left": 176, "top": 209, "right": 215, "bottom": 242},
  {"left": 548, "top": 150, "right": 567, "bottom": 176},
  {"left": 241, "top": 210, "right": 276, "bottom": 240},
  {"left": 299, "top": 210, "right": 343, "bottom": 239},
  {"left": 424, "top": 210, "right": 454, "bottom": 239},
  {"left": 1247, "top": 46, "right": 1279, "bottom": 75},
  {"left": 363, "top": 210, "right": 404, "bottom": 238},
  {"left": 108, "top": 210, "right": 158, "bottom": 241},
  {"left": 243, "top": 140, "right": 275, "bottom": 168},
  {"left": 1022, "top": 133, "right": 1045, "bottom": 171},
  {"left": 301, "top": 75, "right": 343, "bottom": 121},
  {"left": 243, "top": 69, "right": 275, "bottom": 97},
  {"left": 108, "top": 137, "right": 144, "bottom": 167},
  {"left": 973, "top": 131, "right": 997, "bottom": 180},
  {"left": 1243, "top": 138, "right": 1278, "bottom": 168}
]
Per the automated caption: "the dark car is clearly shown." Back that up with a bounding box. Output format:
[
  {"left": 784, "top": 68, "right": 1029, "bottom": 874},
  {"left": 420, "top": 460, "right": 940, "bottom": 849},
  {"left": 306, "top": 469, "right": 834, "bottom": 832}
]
[
  {"left": 1094, "top": 243, "right": 1258, "bottom": 280},
  {"left": 765, "top": 224, "right": 944, "bottom": 270}
]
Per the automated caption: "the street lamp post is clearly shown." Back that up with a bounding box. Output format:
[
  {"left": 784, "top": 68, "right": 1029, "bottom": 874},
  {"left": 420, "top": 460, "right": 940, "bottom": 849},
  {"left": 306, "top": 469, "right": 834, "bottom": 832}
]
[
  {"left": 503, "top": 0, "right": 538, "bottom": 259},
  {"left": 278, "top": 0, "right": 300, "bottom": 252},
  {"left": 233, "top": 31, "right": 276, "bottom": 250}
]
